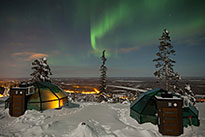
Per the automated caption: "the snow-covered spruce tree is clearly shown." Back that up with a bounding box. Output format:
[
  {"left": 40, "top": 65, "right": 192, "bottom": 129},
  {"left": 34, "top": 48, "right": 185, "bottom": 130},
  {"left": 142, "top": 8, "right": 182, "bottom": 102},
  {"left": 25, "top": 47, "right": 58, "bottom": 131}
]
[
  {"left": 99, "top": 50, "right": 107, "bottom": 94},
  {"left": 97, "top": 50, "right": 110, "bottom": 102},
  {"left": 30, "top": 57, "right": 52, "bottom": 82},
  {"left": 153, "top": 29, "right": 180, "bottom": 90}
]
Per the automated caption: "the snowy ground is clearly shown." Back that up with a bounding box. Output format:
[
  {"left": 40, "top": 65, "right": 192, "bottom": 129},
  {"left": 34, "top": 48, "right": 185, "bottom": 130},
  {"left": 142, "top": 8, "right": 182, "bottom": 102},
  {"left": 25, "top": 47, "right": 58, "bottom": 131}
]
[
  {"left": 107, "top": 85, "right": 146, "bottom": 92},
  {"left": 0, "top": 98, "right": 205, "bottom": 137}
]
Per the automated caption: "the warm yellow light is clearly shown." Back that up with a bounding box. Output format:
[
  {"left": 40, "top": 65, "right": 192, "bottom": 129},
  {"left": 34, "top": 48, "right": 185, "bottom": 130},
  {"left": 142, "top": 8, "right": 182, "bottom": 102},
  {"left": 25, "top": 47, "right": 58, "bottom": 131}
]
[
  {"left": 63, "top": 86, "right": 100, "bottom": 95},
  {"left": 0, "top": 94, "right": 3, "bottom": 97},
  {"left": 64, "top": 90, "right": 75, "bottom": 93},
  {"left": 93, "top": 88, "right": 100, "bottom": 94},
  {"left": 59, "top": 99, "right": 64, "bottom": 107},
  {"left": 42, "top": 100, "right": 59, "bottom": 110},
  {"left": 73, "top": 85, "right": 80, "bottom": 88},
  {"left": 130, "top": 97, "right": 136, "bottom": 101},
  {"left": 0, "top": 85, "right": 6, "bottom": 88},
  {"left": 82, "top": 91, "right": 97, "bottom": 94},
  {"left": 119, "top": 96, "right": 128, "bottom": 99}
]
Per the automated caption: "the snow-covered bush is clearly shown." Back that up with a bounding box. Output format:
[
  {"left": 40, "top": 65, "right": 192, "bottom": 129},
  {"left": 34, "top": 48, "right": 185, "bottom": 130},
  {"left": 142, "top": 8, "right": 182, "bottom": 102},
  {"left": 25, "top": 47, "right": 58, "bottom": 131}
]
[
  {"left": 184, "top": 83, "right": 196, "bottom": 105},
  {"left": 173, "top": 83, "right": 196, "bottom": 106}
]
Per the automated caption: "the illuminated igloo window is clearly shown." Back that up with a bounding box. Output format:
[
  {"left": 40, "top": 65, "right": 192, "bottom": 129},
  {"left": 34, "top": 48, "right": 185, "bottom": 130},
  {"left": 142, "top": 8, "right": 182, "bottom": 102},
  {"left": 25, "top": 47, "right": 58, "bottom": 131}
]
[{"left": 27, "top": 82, "right": 68, "bottom": 111}]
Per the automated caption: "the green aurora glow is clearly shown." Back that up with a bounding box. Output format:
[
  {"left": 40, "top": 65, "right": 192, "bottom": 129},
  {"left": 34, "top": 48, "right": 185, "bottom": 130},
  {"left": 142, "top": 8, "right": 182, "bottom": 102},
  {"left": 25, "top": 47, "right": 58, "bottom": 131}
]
[
  {"left": 89, "top": 0, "right": 205, "bottom": 57},
  {"left": 0, "top": 0, "right": 204, "bottom": 77},
  {"left": 90, "top": 1, "right": 131, "bottom": 57}
]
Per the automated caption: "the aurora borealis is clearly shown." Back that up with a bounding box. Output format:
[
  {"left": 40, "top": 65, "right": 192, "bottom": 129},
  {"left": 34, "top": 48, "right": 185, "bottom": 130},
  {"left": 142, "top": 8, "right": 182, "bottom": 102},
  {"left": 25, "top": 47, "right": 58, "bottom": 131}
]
[{"left": 0, "top": 0, "right": 204, "bottom": 78}]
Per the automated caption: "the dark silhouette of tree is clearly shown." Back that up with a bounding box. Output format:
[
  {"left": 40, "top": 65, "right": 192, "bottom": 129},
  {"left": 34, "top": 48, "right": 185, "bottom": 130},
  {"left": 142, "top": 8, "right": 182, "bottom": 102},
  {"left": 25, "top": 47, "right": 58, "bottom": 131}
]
[
  {"left": 99, "top": 50, "right": 107, "bottom": 93},
  {"left": 0, "top": 86, "right": 5, "bottom": 95},
  {"left": 153, "top": 29, "right": 180, "bottom": 90},
  {"left": 31, "top": 57, "right": 52, "bottom": 82}
]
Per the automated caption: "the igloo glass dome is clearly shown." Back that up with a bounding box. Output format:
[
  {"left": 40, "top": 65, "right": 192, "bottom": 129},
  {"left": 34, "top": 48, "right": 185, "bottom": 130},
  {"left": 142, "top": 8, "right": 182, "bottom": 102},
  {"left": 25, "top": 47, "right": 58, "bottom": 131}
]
[{"left": 27, "top": 82, "right": 68, "bottom": 111}]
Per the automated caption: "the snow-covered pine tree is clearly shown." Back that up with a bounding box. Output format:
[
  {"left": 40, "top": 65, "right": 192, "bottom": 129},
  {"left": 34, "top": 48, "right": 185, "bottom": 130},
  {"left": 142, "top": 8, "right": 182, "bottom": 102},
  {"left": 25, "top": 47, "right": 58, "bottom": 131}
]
[
  {"left": 153, "top": 29, "right": 180, "bottom": 90},
  {"left": 99, "top": 50, "right": 107, "bottom": 94},
  {"left": 30, "top": 57, "right": 52, "bottom": 82}
]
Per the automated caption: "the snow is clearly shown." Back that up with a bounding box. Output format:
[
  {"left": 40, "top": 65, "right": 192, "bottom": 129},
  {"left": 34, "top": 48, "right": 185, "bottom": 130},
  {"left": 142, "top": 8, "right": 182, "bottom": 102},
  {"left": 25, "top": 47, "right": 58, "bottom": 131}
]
[
  {"left": 114, "top": 80, "right": 143, "bottom": 83},
  {"left": 0, "top": 99, "right": 205, "bottom": 137},
  {"left": 107, "top": 85, "right": 146, "bottom": 93},
  {"left": 185, "top": 84, "right": 191, "bottom": 91},
  {"left": 155, "top": 95, "right": 182, "bottom": 100}
]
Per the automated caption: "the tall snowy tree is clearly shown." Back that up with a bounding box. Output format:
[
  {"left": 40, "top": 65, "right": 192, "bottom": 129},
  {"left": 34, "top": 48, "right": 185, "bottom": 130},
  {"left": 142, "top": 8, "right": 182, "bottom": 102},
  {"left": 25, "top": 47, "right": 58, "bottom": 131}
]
[
  {"left": 153, "top": 29, "right": 180, "bottom": 90},
  {"left": 30, "top": 57, "right": 52, "bottom": 82},
  {"left": 99, "top": 50, "right": 107, "bottom": 94}
]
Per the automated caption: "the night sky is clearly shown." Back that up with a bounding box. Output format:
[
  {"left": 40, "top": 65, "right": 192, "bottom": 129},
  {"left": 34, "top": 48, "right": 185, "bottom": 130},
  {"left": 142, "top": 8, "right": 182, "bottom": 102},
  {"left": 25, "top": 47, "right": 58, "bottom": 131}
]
[{"left": 0, "top": 0, "right": 204, "bottom": 78}]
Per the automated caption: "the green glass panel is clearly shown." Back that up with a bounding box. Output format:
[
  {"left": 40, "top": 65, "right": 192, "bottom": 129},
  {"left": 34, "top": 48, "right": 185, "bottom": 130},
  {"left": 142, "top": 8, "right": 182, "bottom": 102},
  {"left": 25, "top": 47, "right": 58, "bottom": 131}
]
[
  {"left": 141, "top": 114, "right": 157, "bottom": 125},
  {"left": 55, "top": 91, "right": 67, "bottom": 98},
  {"left": 42, "top": 100, "right": 59, "bottom": 110},
  {"left": 27, "top": 103, "right": 41, "bottom": 111},
  {"left": 28, "top": 88, "right": 40, "bottom": 102},
  {"left": 40, "top": 88, "right": 58, "bottom": 101},
  {"left": 132, "top": 96, "right": 151, "bottom": 113},
  {"left": 143, "top": 98, "right": 157, "bottom": 115}
]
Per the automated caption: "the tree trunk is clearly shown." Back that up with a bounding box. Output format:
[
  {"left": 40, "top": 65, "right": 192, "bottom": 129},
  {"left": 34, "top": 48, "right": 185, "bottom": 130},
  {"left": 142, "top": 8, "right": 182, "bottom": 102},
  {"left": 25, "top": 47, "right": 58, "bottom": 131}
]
[{"left": 165, "top": 47, "right": 168, "bottom": 90}]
